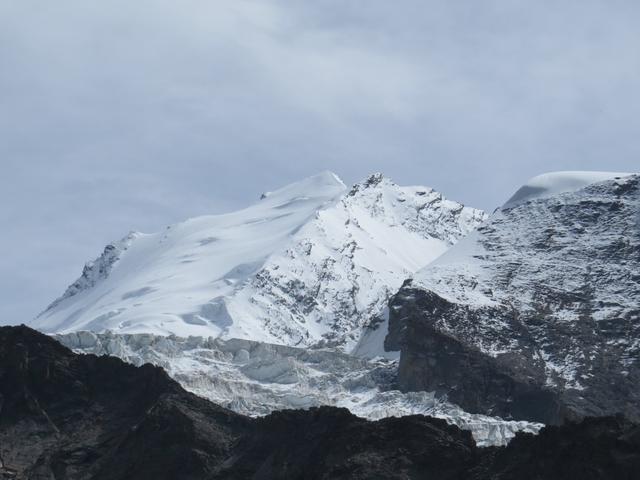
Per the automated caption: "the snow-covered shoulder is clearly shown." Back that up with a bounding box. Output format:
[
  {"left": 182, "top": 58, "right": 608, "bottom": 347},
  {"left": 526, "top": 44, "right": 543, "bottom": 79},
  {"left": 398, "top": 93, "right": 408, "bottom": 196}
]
[{"left": 502, "top": 171, "right": 634, "bottom": 209}]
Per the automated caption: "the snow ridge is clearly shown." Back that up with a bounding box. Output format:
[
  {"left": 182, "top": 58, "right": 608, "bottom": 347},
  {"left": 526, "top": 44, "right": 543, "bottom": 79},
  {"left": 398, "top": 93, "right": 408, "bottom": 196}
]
[{"left": 40, "top": 232, "right": 140, "bottom": 314}]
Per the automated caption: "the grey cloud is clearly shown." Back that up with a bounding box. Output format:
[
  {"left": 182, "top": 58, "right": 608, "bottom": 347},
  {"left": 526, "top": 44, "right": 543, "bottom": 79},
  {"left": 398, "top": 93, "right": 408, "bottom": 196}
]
[{"left": 1, "top": 0, "right": 639, "bottom": 323}]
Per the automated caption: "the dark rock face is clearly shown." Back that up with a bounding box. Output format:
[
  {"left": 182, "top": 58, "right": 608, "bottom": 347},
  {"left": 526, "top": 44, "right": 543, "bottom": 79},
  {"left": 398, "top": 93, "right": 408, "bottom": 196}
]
[
  {"left": 0, "top": 325, "right": 248, "bottom": 480},
  {"left": 472, "top": 415, "right": 640, "bottom": 480},
  {"left": 389, "top": 288, "right": 565, "bottom": 424},
  {"left": 220, "top": 409, "right": 478, "bottom": 480},
  {"left": 389, "top": 175, "right": 640, "bottom": 424},
  {"left": 1, "top": 326, "right": 639, "bottom": 479}
]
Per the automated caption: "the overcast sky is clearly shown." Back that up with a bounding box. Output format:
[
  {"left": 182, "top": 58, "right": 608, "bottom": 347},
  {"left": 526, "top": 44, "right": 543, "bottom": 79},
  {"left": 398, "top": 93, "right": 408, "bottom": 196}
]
[{"left": 1, "top": 0, "right": 639, "bottom": 324}]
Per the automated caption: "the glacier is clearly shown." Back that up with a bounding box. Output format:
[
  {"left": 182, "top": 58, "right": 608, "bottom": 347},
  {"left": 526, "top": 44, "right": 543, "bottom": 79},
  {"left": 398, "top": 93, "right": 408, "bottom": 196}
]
[{"left": 55, "top": 330, "right": 542, "bottom": 447}]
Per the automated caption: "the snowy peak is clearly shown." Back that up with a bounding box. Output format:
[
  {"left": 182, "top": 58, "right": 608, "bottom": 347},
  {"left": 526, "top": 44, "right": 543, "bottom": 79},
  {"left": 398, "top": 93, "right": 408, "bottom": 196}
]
[
  {"left": 32, "top": 172, "right": 486, "bottom": 352},
  {"left": 343, "top": 174, "right": 486, "bottom": 245},
  {"left": 242, "top": 175, "right": 486, "bottom": 351}
]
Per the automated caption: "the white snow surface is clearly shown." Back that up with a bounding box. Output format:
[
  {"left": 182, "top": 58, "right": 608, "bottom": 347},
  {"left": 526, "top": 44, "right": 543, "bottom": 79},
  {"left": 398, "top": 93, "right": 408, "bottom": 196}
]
[
  {"left": 55, "top": 330, "right": 542, "bottom": 447},
  {"left": 502, "top": 171, "right": 631, "bottom": 209},
  {"left": 33, "top": 171, "right": 487, "bottom": 354}
]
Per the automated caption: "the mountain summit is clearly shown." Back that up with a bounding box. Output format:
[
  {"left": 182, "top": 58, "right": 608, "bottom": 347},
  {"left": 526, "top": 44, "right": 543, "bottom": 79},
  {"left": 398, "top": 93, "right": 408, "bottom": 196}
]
[{"left": 33, "top": 172, "right": 486, "bottom": 352}]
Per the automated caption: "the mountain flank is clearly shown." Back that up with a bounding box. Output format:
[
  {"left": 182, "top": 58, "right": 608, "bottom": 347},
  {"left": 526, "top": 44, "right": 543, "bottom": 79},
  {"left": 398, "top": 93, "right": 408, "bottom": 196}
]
[{"left": 389, "top": 173, "right": 640, "bottom": 424}]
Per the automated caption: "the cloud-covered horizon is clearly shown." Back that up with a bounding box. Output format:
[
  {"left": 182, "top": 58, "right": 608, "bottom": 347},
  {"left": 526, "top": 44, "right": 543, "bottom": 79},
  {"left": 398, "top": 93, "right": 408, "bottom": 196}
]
[{"left": 1, "top": 0, "right": 639, "bottom": 324}]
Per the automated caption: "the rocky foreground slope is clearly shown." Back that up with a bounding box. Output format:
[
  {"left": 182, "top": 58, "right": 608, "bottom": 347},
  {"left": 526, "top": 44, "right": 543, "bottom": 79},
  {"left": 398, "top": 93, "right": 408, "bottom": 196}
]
[
  {"left": 2, "top": 326, "right": 639, "bottom": 480},
  {"left": 388, "top": 173, "right": 640, "bottom": 424},
  {"left": 54, "top": 330, "right": 540, "bottom": 447}
]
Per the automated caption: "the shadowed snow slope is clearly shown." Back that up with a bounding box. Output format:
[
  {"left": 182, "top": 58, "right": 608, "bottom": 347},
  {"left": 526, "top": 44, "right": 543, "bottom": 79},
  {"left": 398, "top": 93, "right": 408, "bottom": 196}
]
[{"left": 33, "top": 171, "right": 486, "bottom": 353}]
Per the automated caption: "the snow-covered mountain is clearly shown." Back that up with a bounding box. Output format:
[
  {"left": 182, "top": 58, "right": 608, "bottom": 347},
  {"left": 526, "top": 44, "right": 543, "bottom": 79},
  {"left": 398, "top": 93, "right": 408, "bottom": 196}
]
[
  {"left": 34, "top": 171, "right": 487, "bottom": 353},
  {"left": 388, "top": 172, "right": 639, "bottom": 423},
  {"left": 26, "top": 171, "right": 548, "bottom": 447},
  {"left": 22, "top": 170, "right": 640, "bottom": 450}
]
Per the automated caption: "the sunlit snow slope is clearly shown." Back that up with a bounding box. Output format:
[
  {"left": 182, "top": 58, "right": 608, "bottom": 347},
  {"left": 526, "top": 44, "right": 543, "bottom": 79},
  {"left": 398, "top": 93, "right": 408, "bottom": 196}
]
[{"left": 33, "top": 171, "right": 487, "bottom": 352}]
